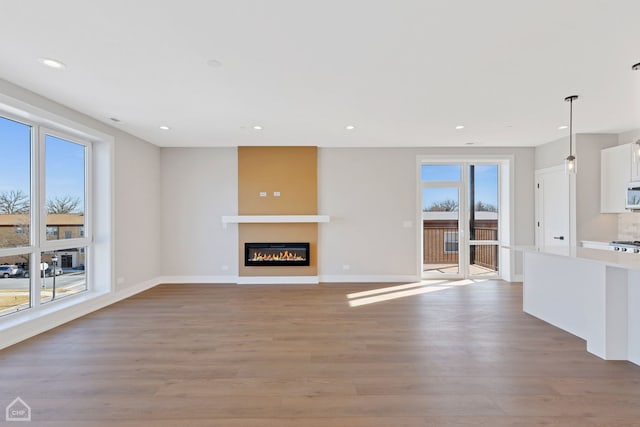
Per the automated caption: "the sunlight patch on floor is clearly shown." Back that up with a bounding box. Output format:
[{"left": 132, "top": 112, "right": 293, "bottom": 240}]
[
  {"left": 347, "top": 279, "right": 479, "bottom": 307},
  {"left": 346, "top": 280, "right": 448, "bottom": 299}
]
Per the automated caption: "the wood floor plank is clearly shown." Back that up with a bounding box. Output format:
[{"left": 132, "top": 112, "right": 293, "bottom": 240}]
[{"left": 1, "top": 281, "right": 640, "bottom": 425}]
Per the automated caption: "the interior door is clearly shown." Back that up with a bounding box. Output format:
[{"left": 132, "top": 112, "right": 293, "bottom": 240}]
[{"left": 535, "top": 167, "right": 571, "bottom": 255}]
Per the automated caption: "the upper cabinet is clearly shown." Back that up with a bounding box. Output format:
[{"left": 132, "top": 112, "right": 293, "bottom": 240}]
[
  {"left": 632, "top": 143, "right": 640, "bottom": 181},
  {"left": 601, "top": 144, "right": 632, "bottom": 213}
]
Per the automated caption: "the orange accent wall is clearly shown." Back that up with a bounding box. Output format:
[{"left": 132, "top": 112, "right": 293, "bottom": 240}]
[
  {"left": 238, "top": 146, "right": 317, "bottom": 215},
  {"left": 238, "top": 146, "right": 318, "bottom": 277}
]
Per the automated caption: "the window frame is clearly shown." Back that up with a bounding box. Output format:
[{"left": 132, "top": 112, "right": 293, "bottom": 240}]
[
  {"left": 39, "top": 127, "right": 92, "bottom": 251},
  {"left": 0, "top": 114, "right": 94, "bottom": 316}
]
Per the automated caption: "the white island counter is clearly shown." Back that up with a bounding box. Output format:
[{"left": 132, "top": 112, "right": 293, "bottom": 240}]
[{"left": 512, "top": 245, "right": 640, "bottom": 365}]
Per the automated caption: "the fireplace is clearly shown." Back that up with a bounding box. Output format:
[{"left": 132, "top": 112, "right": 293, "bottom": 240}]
[{"left": 245, "top": 242, "right": 310, "bottom": 267}]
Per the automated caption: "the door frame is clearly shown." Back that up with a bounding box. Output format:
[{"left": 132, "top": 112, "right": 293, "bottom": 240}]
[{"left": 416, "top": 155, "right": 514, "bottom": 281}]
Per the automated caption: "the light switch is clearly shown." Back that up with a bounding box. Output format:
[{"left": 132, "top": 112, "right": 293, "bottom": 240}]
[
  {"left": 273, "top": 191, "right": 281, "bottom": 197},
  {"left": 259, "top": 191, "right": 267, "bottom": 197}
]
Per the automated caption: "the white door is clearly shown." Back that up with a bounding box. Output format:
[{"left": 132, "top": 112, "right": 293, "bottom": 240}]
[{"left": 535, "top": 166, "right": 571, "bottom": 255}]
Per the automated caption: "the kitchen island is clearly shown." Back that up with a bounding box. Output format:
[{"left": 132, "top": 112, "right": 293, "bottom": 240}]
[{"left": 514, "top": 245, "right": 640, "bottom": 365}]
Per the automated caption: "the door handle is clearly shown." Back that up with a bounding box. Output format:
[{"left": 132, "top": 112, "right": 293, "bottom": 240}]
[{"left": 553, "top": 236, "right": 565, "bottom": 240}]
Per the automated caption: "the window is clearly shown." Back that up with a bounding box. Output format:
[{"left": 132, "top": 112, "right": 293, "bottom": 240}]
[
  {"left": 46, "top": 227, "right": 59, "bottom": 239},
  {"left": 443, "top": 231, "right": 459, "bottom": 254},
  {"left": 0, "top": 114, "right": 92, "bottom": 318}
]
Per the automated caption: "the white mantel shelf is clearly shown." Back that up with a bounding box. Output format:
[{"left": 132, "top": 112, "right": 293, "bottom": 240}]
[{"left": 222, "top": 215, "right": 330, "bottom": 224}]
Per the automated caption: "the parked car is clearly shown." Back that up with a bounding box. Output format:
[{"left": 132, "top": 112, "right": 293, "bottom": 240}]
[
  {"left": 0, "top": 265, "right": 24, "bottom": 278},
  {"left": 45, "top": 266, "right": 63, "bottom": 277},
  {"left": 23, "top": 265, "right": 63, "bottom": 278}
]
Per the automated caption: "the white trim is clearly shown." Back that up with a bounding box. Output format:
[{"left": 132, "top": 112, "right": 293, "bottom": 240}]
[
  {"left": 159, "top": 275, "right": 237, "bottom": 284},
  {"left": 237, "top": 276, "right": 319, "bottom": 284},
  {"left": 320, "top": 274, "right": 419, "bottom": 283},
  {"left": 222, "top": 215, "right": 330, "bottom": 224},
  {"left": 0, "top": 277, "right": 160, "bottom": 350},
  {"left": 510, "top": 274, "right": 523, "bottom": 282}
]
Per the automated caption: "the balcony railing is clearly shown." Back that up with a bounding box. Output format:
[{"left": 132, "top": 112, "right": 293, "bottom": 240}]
[{"left": 423, "top": 225, "right": 498, "bottom": 272}]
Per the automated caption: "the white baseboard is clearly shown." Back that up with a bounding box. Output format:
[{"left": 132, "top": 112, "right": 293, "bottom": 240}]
[
  {"left": 319, "top": 274, "right": 420, "bottom": 283},
  {"left": 0, "top": 277, "right": 161, "bottom": 350},
  {"left": 237, "top": 276, "right": 319, "bottom": 285},
  {"left": 159, "top": 275, "right": 237, "bottom": 284}
]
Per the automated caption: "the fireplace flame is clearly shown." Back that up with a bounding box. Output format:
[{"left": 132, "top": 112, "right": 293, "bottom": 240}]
[{"left": 251, "top": 250, "right": 306, "bottom": 262}]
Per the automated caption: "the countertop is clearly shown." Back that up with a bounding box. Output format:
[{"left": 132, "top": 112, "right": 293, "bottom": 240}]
[{"left": 504, "top": 244, "right": 640, "bottom": 272}]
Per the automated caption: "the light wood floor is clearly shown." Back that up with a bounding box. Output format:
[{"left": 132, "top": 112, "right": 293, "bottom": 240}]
[{"left": 2, "top": 280, "right": 640, "bottom": 426}]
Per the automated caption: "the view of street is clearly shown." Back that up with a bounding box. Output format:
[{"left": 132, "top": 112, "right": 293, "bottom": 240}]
[{"left": 0, "top": 272, "right": 86, "bottom": 316}]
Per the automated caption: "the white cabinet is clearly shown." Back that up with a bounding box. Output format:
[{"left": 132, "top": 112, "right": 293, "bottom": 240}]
[
  {"left": 601, "top": 144, "right": 631, "bottom": 213},
  {"left": 632, "top": 143, "right": 640, "bottom": 181}
]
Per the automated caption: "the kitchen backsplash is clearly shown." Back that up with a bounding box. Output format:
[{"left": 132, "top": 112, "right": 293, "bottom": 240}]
[{"left": 618, "top": 212, "right": 640, "bottom": 240}]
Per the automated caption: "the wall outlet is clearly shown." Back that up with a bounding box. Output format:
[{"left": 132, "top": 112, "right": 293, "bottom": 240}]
[
  {"left": 342, "top": 264, "right": 351, "bottom": 271},
  {"left": 221, "top": 265, "right": 229, "bottom": 271},
  {"left": 273, "top": 191, "right": 281, "bottom": 197},
  {"left": 259, "top": 191, "right": 267, "bottom": 197}
]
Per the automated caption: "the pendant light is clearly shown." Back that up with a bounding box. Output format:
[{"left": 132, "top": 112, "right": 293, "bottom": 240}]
[{"left": 564, "top": 95, "right": 579, "bottom": 174}]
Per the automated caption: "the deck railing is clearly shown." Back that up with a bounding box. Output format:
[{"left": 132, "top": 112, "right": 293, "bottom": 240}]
[{"left": 423, "top": 225, "right": 498, "bottom": 271}]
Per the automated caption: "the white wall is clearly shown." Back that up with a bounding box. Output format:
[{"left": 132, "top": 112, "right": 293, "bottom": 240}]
[
  {"left": 114, "top": 136, "right": 161, "bottom": 288},
  {"left": 575, "top": 134, "right": 618, "bottom": 242},
  {"left": 618, "top": 129, "right": 640, "bottom": 146},
  {"left": 318, "top": 148, "right": 418, "bottom": 280},
  {"left": 535, "top": 135, "right": 569, "bottom": 170},
  {"left": 160, "top": 148, "right": 238, "bottom": 280},
  {"left": 319, "top": 147, "right": 535, "bottom": 281}
]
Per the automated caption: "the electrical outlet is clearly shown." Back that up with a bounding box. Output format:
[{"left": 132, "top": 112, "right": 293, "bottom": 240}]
[
  {"left": 259, "top": 191, "right": 267, "bottom": 197},
  {"left": 342, "top": 264, "right": 351, "bottom": 271},
  {"left": 273, "top": 191, "right": 281, "bottom": 197},
  {"left": 221, "top": 265, "right": 229, "bottom": 271}
]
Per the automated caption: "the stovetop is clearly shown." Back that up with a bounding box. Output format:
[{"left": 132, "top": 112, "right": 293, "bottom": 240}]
[
  {"left": 609, "top": 241, "right": 640, "bottom": 252},
  {"left": 610, "top": 240, "right": 640, "bottom": 247}
]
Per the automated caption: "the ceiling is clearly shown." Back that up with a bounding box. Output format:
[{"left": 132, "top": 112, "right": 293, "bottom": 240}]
[{"left": 1, "top": 0, "right": 639, "bottom": 148}]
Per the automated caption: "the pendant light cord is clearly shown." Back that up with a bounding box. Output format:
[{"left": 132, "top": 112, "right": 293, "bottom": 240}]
[{"left": 564, "top": 95, "right": 578, "bottom": 159}]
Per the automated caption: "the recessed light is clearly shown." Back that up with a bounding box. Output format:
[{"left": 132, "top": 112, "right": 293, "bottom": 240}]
[
  {"left": 455, "top": 125, "right": 465, "bottom": 130},
  {"left": 253, "top": 125, "right": 263, "bottom": 130},
  {"left": 109, "top": 117, "right": 121, "bottom": 123},
  {"left": 159, "top": 125, "right": 171, "bottom": 130},
  {"left": 38, "top": 57, "right": 66, "bottom": 69},
  {"left": 345, "top": 125, "right": 356, "bottom": 130},
  {"left": 558, "top": 125, "right": 568, "bottom": 130},
  {"left": 206, "top": 59, "right": 223, "bottom": 68}
]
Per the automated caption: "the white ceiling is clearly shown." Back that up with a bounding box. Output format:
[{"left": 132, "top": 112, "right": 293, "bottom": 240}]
[{"left": 1, "top": 0, "right": 639, "bottom": 148}]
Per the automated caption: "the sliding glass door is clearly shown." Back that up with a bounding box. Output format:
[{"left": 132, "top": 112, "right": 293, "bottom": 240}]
[{"left": 421, "top": 162, "right": 500, "bottom": 279}]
